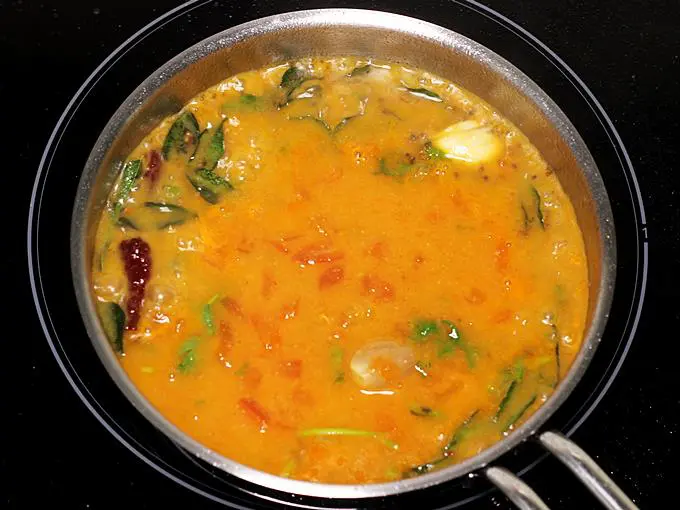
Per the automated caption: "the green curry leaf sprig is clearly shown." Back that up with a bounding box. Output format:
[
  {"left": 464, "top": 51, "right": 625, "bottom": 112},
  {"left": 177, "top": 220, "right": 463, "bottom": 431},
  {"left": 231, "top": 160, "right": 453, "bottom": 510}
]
[{"left": 410, "top": 318, "right": 477, "bottom": 368}]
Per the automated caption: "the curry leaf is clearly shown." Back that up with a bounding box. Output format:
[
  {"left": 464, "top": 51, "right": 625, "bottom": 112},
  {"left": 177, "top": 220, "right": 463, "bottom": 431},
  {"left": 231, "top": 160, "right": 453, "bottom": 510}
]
[
  {"left": 495, "top": 360, "right": 526, "bottom": 420},
  {"left": 349, "top": 64, "right": 371, "bottom": 77},
  {"left": 299, "top": 428, "right": 397, "bottom": 449},
  {"left": 190, "top": 122, "right": 224, "bottom": 171},
  {"left": 532, "top": 187, "right": 545, "bottom": 229},
  {"left": 503, "top": 394, "right": 537, "bottom": 431},
  {"left": 405, "top": 87, "right": 442, "bottom": 102},
  {"left": 280, "top": 66, "right": 306, "bottom": 90},
  {"left": 443, "top": 409, "right": 479, "bottom": 455},
  {"left": 162, "top": 111, "right": 200, "bottom": 160},
  {"left": 403, "top": 457, "right": 449, "bottom": 477},
  {"left": 376, "top": 158, "right": 414, "bottom": 178},
  {"left": 111, "top": 159, "right": 142, "bottom": 216},
  {"left": 414, "top": 360, "right": 431, "bottom": 377},
  {"left": 187, "top": 167, "right": 233, "bottom": 204},
  {"left": 288, "top": 115, "right": 331, "bottom": 132},
  {"left": 439, "top": 320, "right": 476, "bottom": 367},
  {"left": 234, "top": 362, "right": 249, "bottom": 377},
  {"left": 97, "top": 302, "right": 126, "bottom": 354},
  {"left": 409, "top": 406, "right": 439, "bottom": 417},
  {"left": 177, "top": 337, "right": 200, "bottom": 373},
  {"left": 201, "top": 294, "right": 220, "bottom": 335},
  {"left": 222, "top": 93, "right": 268, "bottom": 113},
  {"left": 330, "top": 345, "right": 345, "bottom": 383},
  {"left": 424, "top": 142, "right": 446, "bottom": 159},
  {"left": 405, "top": 410, "right": 479, "bottom": 477},
  {"left": 411, "top": 319, "right": 439, "bottom": 342}
]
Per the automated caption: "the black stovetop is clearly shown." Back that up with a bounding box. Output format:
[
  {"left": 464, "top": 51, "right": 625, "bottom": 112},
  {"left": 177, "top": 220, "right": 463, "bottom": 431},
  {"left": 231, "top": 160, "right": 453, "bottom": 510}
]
[{"left": 3, "top": 0, "right": 678, "bottom": 508}]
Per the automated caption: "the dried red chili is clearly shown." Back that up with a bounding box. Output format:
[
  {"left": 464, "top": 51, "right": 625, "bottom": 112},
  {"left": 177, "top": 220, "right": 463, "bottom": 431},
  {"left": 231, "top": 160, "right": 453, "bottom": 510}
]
[
  {"left": 143, "top": 150, "right": 162, "bottom": 184},
  {"left": 120, "top": 237, "right": 152, "bottom": 330}
]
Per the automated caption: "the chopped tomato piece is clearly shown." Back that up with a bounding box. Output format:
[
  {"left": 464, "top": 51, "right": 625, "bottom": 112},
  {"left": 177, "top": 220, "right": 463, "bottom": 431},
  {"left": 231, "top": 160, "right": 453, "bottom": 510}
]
[
  {"left": 281, "top": 359, "right": 302, "bottom": 378},
  {"left": 449, "top": 189, "right": 471, "bottom": 215},
  {"left": 426, "top": 208, "right": 444, "bottom": 224},
  {"left": 287, "top": 188, "right": 311, "bottom": 213},
  {"left": 236, "top": 237, "right": 254, "bottom": 254},
  {"left": 493, "top": 309, "right": 514, "bottom": 323},
  {"left": 292, "top": 243, "right": 344, "bottom": 266},
  {"left": 201, "top": 249, "right": 225, "bottom": 269},
  {"left": 338, "top": 311, "right": 354, "bottom": 330},
  {"left": 374, "top": 412, "right": 398, "bottom": 434},
  {"left": 280, "top": 300, "right": 299, "bottom": 320},
  {"left": 292, "top": 387, "right": 314, "bottom": 406},
  {"left": 270, "top": 239, "right": 289, "bottom": 254},
  {"left": 310, "top": 214, "right": 332, "bottom": 238},
  {"left": 340, "top": 141, "right": 381, "bottom": 165},
  {"left": 250, "top": 315, "right": 282, "bottom": 351},
  {"left": 217, "top": 321, "right": 233, "bottom": 363},
  {"left": 262, "top": 272, "right": 277, "bottom": 299},
  {"left": 352, "top": 470, "right": 368, "bottom": 484},
  {"left": 465, "top": 287, "right": 487, "bottom": 305},
  {"left": 424, "top": 374, "right": 464, "bottom": 397},
  {"left": 327, "top": 166, "right": 344, "bottom": 182},
  {"left": 393, "top": 322, "right": 411, "bottom": 338},
  {"left": 270, "top": 234, "right": 302, "bottom": 254},
  {"left": 361, "top": 274, "right": 395, "bottom": 302},
  {"left": 238, "top": 398, "right": 269, "bottom": 429},
  {"left": 175, "top": 318, "right": 186, "bottom": 334},
  {"left": 242, "top": 366, "right": 262, "bottom": 390},
  {"left": 495, "top": 240, "right": 511, "bottom": 271},
  {"left": 266, "top": 332, "right": 282, "bottom": 351},
  {"left": 319, "top": 266, "right": 345, "bottom": 289},
  {"left": 368, "top": 241, "right": 388, "bottom": 259},
  {"left": 294, "top": 188, "right": 311, "bottom": 202},
  {"left": 220, "top": 297, "right": 244, "bottom": 318}
]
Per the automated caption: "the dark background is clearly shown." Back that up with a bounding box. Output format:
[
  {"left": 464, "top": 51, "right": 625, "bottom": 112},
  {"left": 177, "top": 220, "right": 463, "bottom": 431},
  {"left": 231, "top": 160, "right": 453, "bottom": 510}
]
[{"left": 2, "top": 0, "right": 677, "bottom": 508}]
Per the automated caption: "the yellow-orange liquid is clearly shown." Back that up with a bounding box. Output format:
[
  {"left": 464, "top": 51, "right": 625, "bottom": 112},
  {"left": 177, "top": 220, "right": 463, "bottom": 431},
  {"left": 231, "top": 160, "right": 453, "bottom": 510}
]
[{"left": 93, "top": 58, "right": 588, "bottom": 483}]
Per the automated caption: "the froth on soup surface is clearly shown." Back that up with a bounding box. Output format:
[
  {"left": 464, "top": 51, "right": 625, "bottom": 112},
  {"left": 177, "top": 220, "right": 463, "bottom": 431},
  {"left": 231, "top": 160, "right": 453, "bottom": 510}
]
[{"left": 92, "top": 57, "right": 588, "bottom": 483}]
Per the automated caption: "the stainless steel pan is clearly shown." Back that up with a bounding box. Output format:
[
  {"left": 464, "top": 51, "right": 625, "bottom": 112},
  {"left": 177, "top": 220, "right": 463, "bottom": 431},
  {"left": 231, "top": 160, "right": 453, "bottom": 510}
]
[{"left": 71, "top": 9, "right": 634, "bottom": 509}]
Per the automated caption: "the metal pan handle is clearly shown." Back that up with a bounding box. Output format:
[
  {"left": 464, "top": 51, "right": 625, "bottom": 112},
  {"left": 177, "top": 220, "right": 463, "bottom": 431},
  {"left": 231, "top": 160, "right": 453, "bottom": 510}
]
[
  {"left": 485, "top": 431, "right": 639, "bottom": 510},
  {"left": 486, "top": 466, "right": 551, "bottom": 510},
  {"left": 538, "top": 431, "right": 638, "bottom": 510}
]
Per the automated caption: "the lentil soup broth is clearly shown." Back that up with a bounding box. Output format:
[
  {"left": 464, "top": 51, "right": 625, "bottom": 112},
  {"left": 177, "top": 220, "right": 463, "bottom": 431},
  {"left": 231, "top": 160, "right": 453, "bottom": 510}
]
[{"left": 92, "top": 57, "right": 588, "bottom": 483}]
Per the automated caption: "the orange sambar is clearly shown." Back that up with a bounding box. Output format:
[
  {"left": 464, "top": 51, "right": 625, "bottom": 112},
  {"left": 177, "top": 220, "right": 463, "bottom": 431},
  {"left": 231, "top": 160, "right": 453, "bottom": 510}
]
[{"left": 92, "top": 57, "right": 588, "bottom": 483}]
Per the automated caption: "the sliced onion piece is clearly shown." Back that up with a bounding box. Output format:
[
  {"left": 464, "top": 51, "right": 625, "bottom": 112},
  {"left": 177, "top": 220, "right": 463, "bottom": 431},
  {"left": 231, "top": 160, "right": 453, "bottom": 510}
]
[
  {"left": 350, "top": 340, "right": 415, "bottom": 389},
  {"left": 431, "top": 120, "right": 503, "bottom": 164}
]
